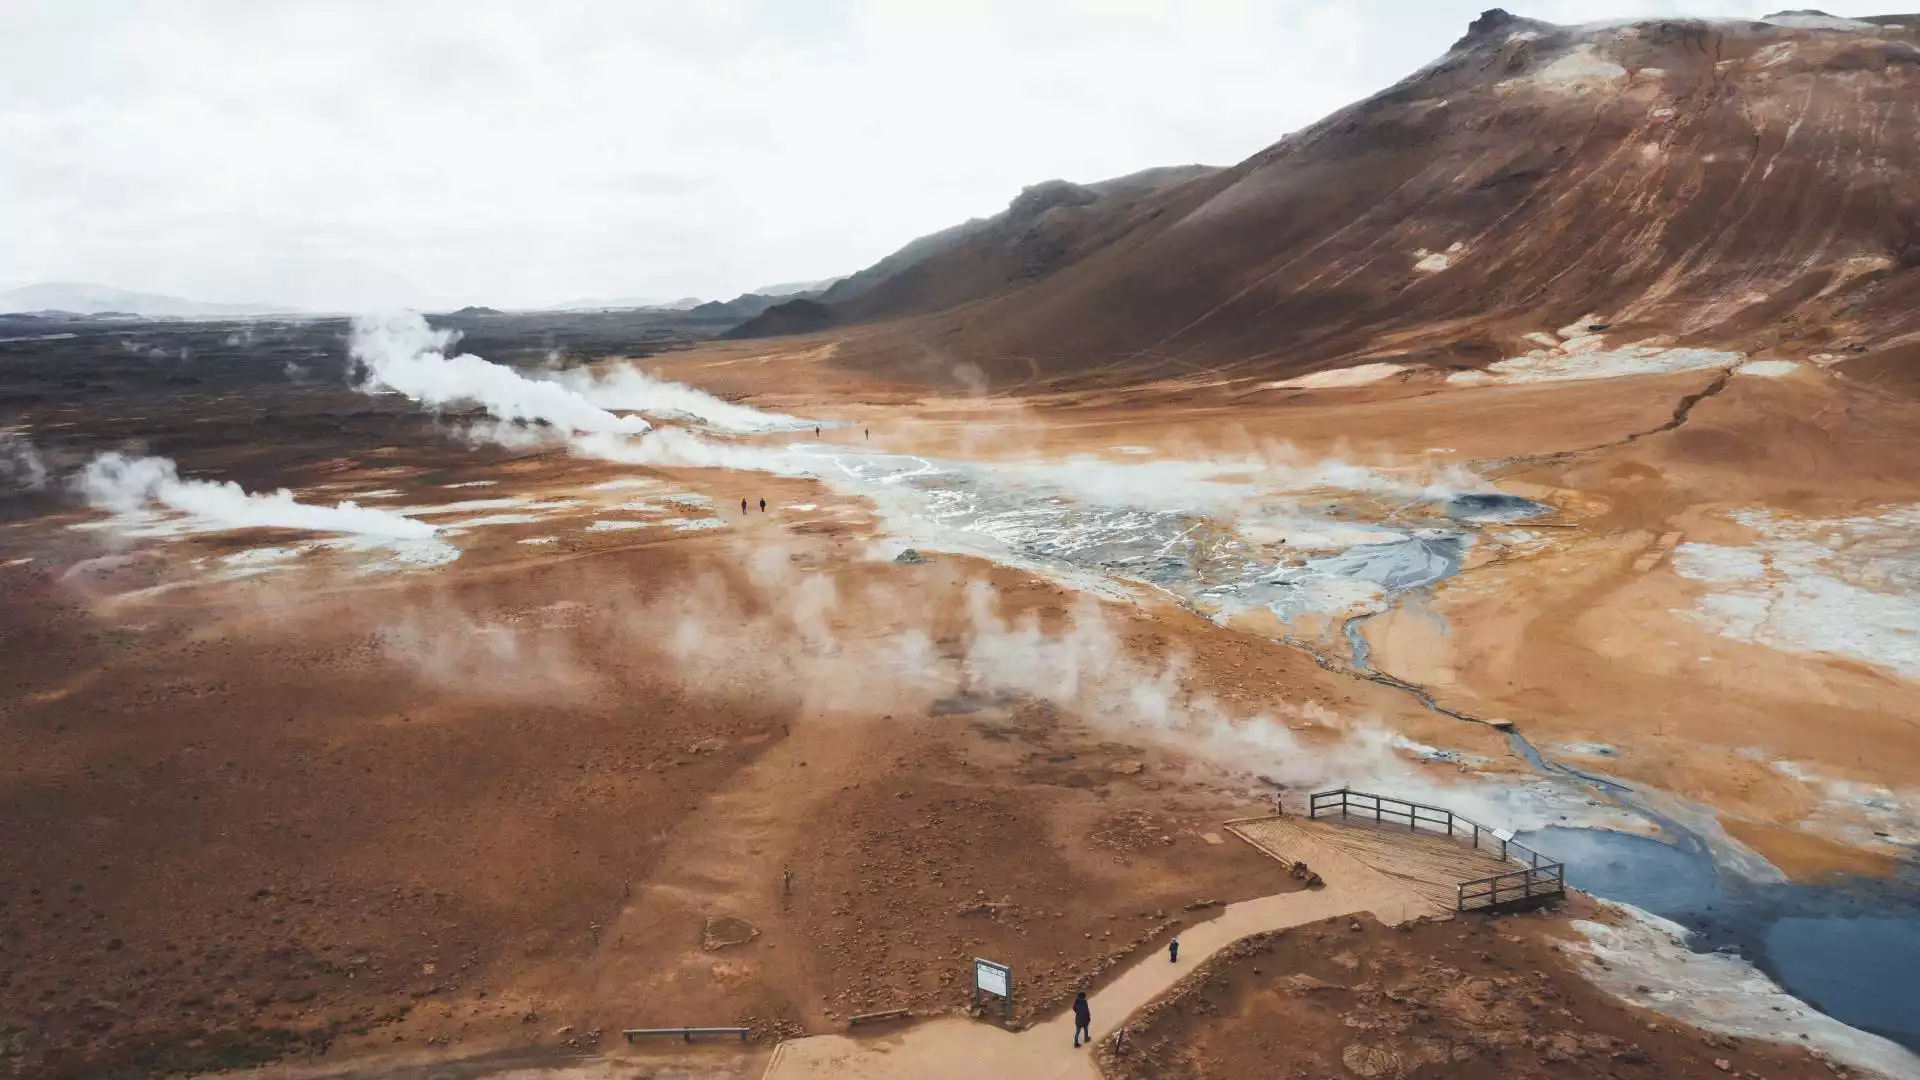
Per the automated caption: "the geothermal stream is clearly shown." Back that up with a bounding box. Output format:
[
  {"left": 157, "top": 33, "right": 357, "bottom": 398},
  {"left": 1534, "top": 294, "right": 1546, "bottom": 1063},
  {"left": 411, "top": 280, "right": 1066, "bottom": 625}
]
[
  {"left": 1344, "top": 594, "right": 1920, "bottom": 1052},
  {"left": 1303, "top": 492, "right": 1918, "bottom": 1057},
  {"left": 786, "top": 442, "right": 1920, "bottom": 1057}
]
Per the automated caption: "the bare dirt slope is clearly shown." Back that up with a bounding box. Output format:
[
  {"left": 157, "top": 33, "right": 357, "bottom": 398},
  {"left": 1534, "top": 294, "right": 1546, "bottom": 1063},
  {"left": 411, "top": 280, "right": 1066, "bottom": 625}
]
[
  {"left": 1101, "top": 905, "right": 1844, "bottom": 1080},
  {"left": 803, "top": 11, "right": 1920, "bottom": 388},
  {"left": 0, "top": 535, "right": 1312, "bottom": 1078},
  {"left": 13, "top": 345, "right": 1435, "bottom": 1079}
]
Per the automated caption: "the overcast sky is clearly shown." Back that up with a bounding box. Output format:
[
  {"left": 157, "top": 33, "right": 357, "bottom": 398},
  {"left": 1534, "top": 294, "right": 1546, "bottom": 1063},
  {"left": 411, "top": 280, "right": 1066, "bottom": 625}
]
[{"left": 0, "top": 0, "right": 1906, "bottom": 310}]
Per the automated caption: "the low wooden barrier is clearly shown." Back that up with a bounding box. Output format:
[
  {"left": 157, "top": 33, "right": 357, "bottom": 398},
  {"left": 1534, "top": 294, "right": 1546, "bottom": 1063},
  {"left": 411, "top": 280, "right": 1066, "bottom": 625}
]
[
  {"left": 1308, "top": 787, "right": 1567, "bottom": 912},
  {"left": 622, "top": 1026, "right": 750, "bottom": 1043}
]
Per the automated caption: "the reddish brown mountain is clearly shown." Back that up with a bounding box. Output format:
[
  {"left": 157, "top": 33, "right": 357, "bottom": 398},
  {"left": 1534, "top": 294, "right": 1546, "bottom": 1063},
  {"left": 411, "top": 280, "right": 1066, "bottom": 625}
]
[{"left": 804, "top": 10, "right": 1920, "bottom": 387}]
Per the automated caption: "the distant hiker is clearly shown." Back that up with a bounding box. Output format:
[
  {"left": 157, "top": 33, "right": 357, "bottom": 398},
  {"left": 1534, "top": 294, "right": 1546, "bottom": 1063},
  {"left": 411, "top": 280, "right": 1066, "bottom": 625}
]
[
  {"left": 741, "top": 498, "right": 748, "bottom": 515},
  {"left": 864, "top": 427, "right": 870, "bottom": 440},
  {"left": 814, "top": 425, "right": 820, "bottom": 437},
  {"left": 1072, "top": 991, "right": 1091, "bottom": 1047},
  {"left": 1274, "top": 793, "right": 1285, "bottom": 817},
  {"left": 1168, "top": 937, "right": 1179, "bottom": 964},
  {"left": 759, "top": 498, "right": 767, "bottom": 513}
]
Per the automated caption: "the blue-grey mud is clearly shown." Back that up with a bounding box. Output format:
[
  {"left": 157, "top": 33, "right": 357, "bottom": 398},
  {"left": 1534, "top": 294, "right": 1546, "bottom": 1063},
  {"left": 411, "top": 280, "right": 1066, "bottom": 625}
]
[{"left": 1520, "top": 826, "right": 1920, "bottom": 1051}]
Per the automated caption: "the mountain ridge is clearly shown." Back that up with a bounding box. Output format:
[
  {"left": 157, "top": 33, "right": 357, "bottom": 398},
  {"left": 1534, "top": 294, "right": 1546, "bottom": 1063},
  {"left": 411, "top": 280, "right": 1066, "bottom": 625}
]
[{"left": 751, "top": 10, "right": 1920, "bottom": 388}]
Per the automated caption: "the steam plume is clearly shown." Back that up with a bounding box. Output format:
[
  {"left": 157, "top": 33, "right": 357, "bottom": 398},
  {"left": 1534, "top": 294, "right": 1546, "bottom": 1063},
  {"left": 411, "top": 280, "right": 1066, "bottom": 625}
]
[
  {"left": 348, "top": 312, "right": 812, "bottom": 443},
  {"left": 79, "top": 452, "right": 437, "bottom": 538},
  {"left": 349, "top": 313, "right": 650, "bottom": 437},
  {"left": 556, "top": 365, "right": 809, "bottom": 433}
]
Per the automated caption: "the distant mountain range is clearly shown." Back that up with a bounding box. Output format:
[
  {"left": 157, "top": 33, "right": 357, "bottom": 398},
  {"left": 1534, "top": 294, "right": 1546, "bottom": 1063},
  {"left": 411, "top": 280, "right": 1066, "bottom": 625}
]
[
  {"left": 542, "top": 296, "right": 704, "bottom": 312},
  {"left": 0, "top": 282, "right": 300, "bottom": 319},
  {"left": 752, "top": 277, "right": 844, "bottom": 298},
  {"left": 540, "top": 280, "right": 841, "bottom": 314}
]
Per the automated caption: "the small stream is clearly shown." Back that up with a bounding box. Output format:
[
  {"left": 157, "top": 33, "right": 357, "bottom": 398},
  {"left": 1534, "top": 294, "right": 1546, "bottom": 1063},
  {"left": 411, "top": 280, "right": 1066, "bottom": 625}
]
[
  {"left": 1518, "top": 826, "right": 1920, "bottom": 1052},
  {"left": 1328, "top": 497, "right": 1920, "bottom": 1051}
]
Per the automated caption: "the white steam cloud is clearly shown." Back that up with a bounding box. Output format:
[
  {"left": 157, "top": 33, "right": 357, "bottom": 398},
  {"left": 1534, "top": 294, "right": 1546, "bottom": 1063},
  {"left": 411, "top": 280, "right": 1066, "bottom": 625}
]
[
  {"left": 78, "top": 452, "right": 438, "bottom": 538},
  {"left": 348, "top": 312, "right": 812, "bottom": 442},
  {"left": 556, "top": 365, "right": 810, "bottom": 434},
  {"left": 349, "top": 312, "right": 651, "bottom": 438},
  {"left": 605, "top": 535, "right": 1625, "bottom": 834}
]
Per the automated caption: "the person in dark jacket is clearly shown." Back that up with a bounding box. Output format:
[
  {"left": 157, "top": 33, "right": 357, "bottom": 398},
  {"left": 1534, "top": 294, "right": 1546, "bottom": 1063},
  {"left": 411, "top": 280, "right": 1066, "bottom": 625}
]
[
  {"left": 1072, "top": 991, "right": 1091, "bottom": 1047},
  {"left": 759, "top": 498, "right": 766, "bottom": 512},
  {"left": 1168, "top": 937, "right": 1179, "bottom": 963},
  {"left": 741, "top": 498, "right": 748, "bottom": 515}
]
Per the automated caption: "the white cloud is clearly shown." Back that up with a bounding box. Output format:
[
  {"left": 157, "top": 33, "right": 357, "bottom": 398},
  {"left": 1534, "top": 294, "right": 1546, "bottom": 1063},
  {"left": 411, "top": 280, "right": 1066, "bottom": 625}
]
[{"left": 0, "top": 0, "right": 1901, "bottom": 310}]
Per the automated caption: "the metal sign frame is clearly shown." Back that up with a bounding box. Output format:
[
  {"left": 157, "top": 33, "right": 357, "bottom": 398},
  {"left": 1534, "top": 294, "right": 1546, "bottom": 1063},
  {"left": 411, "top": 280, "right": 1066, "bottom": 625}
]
[{"left": 972, "top": 957, "right": 1011, "bottom": 1020}]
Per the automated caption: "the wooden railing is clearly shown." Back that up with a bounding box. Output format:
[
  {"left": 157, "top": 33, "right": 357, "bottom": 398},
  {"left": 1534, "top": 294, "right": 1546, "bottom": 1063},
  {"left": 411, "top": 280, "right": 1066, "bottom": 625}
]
[
  {"left": 1457, "top": 864, "right": 1566, "bottom": 912},
  {"left": 623, "top": 1026, "right": 750, "bottom": 1043},
  {"left": 1307, "top": 787, "right": 1566, "bottom": 912}
]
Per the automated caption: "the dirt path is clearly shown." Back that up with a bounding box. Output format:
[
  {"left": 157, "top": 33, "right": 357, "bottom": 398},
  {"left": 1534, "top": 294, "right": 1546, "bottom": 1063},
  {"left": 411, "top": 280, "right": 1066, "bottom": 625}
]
[{"left": 758, "top": 873, "right": 1428, "bottom": 1080}]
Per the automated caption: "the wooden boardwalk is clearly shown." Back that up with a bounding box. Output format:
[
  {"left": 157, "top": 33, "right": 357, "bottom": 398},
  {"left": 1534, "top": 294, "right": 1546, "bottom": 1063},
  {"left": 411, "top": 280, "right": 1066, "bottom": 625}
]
[{"left": 1231, "top": 814, "right": 1516, "bottom": 912}]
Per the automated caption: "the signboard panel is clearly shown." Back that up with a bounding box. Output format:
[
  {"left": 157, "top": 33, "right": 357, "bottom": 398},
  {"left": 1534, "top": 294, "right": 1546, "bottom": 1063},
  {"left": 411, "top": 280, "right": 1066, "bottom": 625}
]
[
  {"left": 1491, "top": 828, "right": 1515, "bottom": 843},
  {"left": 973, "top": 958, "right": 1009, "bottom": 998}
]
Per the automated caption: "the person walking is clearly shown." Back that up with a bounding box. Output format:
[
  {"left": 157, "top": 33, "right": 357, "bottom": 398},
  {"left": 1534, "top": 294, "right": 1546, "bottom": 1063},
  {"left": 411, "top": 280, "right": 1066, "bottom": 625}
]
[
  {"left": 741, "top": 498, "right": 748, "bottom": 515},
  {"left": 864, "top": 427, "right": 870, "bottom": 440},
  {"left": 1071, "top": 991, "right": 1091, "bottom": 1048},
  {"left": 759, "top": 498, "right": 766, "bottom": 513},
  {"left": 1168, "top": 937, "right": 1179, "bottom": 964}
]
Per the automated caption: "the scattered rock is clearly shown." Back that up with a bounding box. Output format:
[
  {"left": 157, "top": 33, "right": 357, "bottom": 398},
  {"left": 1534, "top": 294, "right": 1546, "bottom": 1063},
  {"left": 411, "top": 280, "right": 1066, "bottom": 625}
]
[
  {"left": 1341, "top": 1043, "right": 1401, "bottom": 1078},
  {"left": 1280, "top": 973, "right": 1343, "bottom": 993},
  {"left": 702, "top": 915, "right": 760, "bottom": 950},
  {"left": 894, "top": 549, "right": 928, "bottom": 564}
]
